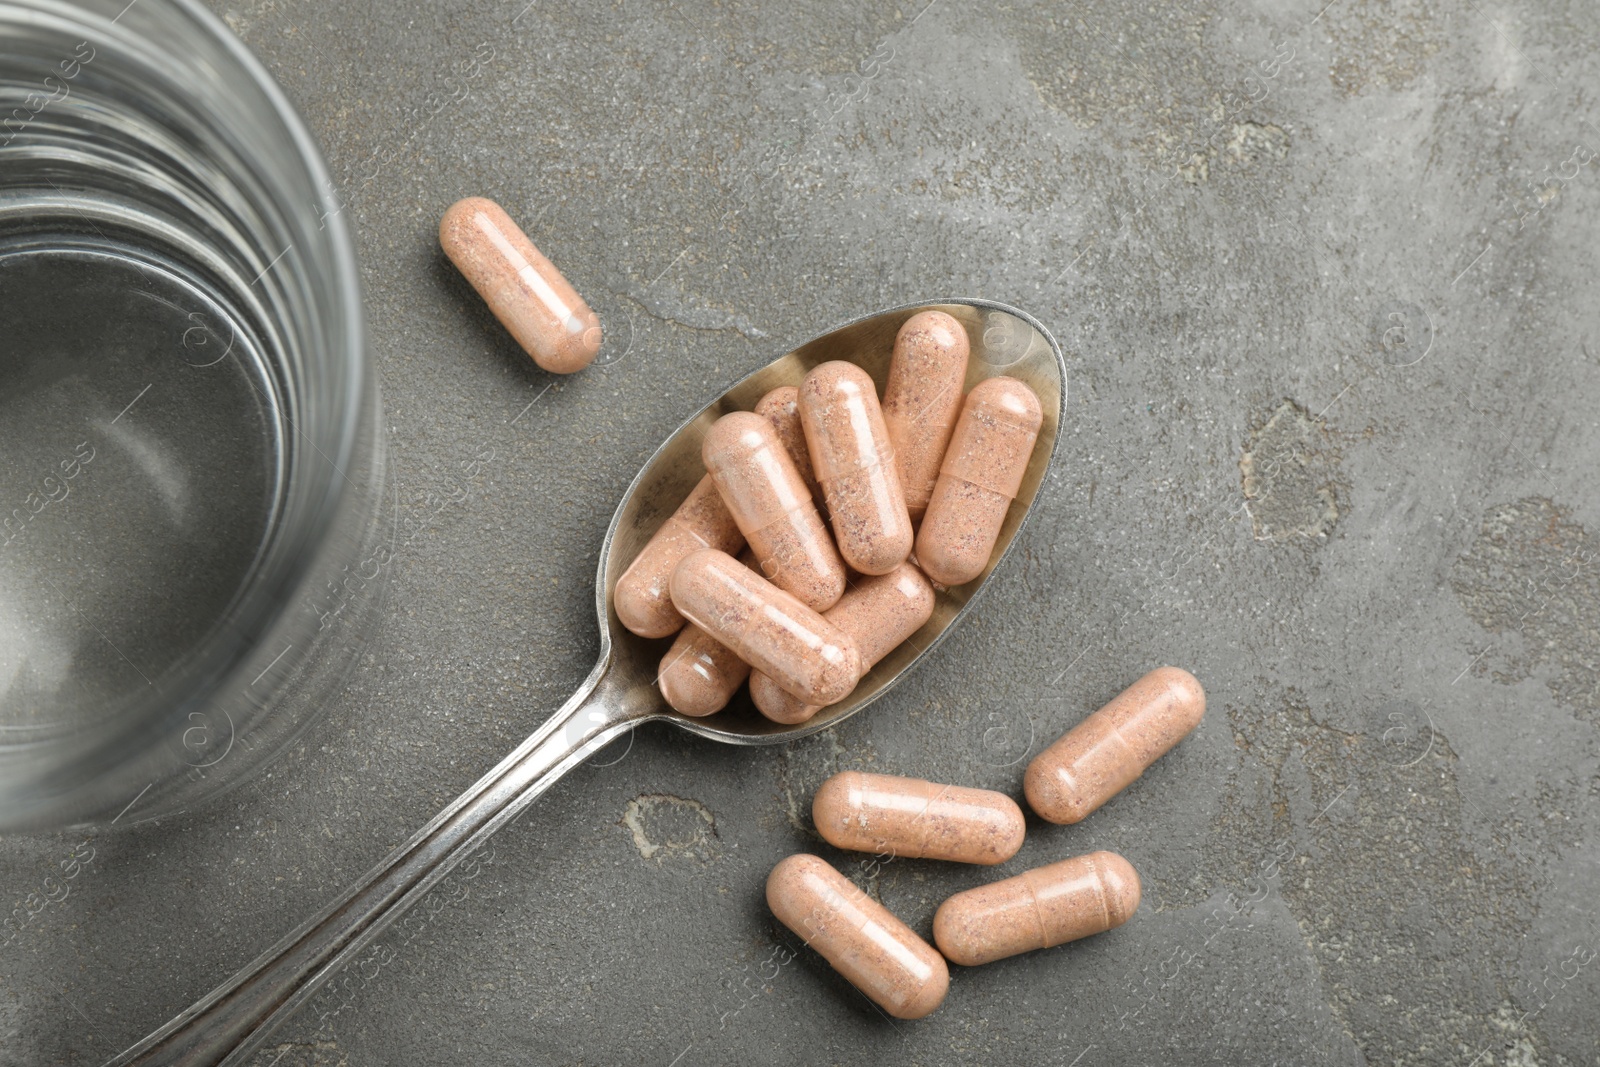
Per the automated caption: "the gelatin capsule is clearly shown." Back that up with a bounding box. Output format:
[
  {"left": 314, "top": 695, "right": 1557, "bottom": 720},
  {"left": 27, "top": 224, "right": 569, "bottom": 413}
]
[
  {"left": 750, "top": 562, "right": 933, "bottom": 724},
  {"left": 812, "top": 771, "right": 1025, "bottom": 865},
  {"left": 669, "top": 549, "right": 860, "bottom": 706},
  {"left": 657, "top": 624, "right": 750, "bottom": 718},
  {"left": 767, "top": 853, "right": 949, "bottom": 1019},
  {"left": 799, "top": 361, "right": 914, "bottom": 576},
  {"left": 932, "top": 851, "right": 1141, "bottom": 966},
  {"left": 1024, "top": 667, "right": 1205, "bottom": 825},
  {"left": 439, "top": 197, "right": 602, "bottom": 374},
  {"left": 702, "top": 411, "right": 846, "bottom": 612},
  {"left": 657, "top": 552, "right": 758, "bottom": 717},
  {"left": 614, "top": 475, "right": 744, "bottom": 639},
  {"left": 914, "top": 376, "right": 1042, "bottom": 587},
  {"left": 882, "top": 311, "right": 970, "bottom": 523},
  {"left": 754, "top": 386, "right": 825, "bottom": 513}
]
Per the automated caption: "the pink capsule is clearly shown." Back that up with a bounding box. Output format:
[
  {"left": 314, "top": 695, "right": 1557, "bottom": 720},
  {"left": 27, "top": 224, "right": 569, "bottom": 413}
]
[
  {"left": 914, "top": 377, "right": 1042, "bottom": 587},
  {"left": 933, "top": 851, "right": 1142, "bottom": 966},
  {"left": 702, "top": 412, "right": 846, "bottom": 612},
  {"left": 812, "top": 772, "right": 1025, "bottom": 865},
  {"left": 767, "top": 854, "right": 949, "bottom": 1019},
  {"left": 799, "top": 361, "right": 914, "bottom": 575},
  {"left": 614, "top": 475, "right": 744, "bottom": 639},
  {"left": 657, "top": 623, "right": 751, "bottom": 717},
  {"left": 1024, "top": 667, "right": 1206, "bottom": 824},
  {"left": 750, "top": 562, "right": 934, "bottom": 725},
  {"left": 439, "top": 197, "right": 602, "bottom": 374},
  {"left": 754, "top": 386, "right": 825, "bottom": 513},
  {"left": 656, "top": 550, "right": 759, "bottom": 717},
  {"left": 882, "top": 311, "right": 970, "bottom": 524},
  {"left": 669, "top": 549, "right": 861, "bottom": 706}
]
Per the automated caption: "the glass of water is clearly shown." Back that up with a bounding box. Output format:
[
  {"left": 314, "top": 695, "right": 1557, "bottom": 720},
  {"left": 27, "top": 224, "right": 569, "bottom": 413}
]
[{"left": 0, "top": 0, "right": 387, "bottom": 828}]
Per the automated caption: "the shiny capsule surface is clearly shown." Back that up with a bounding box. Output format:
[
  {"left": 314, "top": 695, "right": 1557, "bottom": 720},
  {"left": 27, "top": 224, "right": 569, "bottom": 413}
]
[
  {"left": 882, "top": 311, "right": 970, "bottom": 523},
  {"left": 439, "top": 197, "right": 602, "bottom": 374},
  {"left": 767, "top": 853, "right": 949, "bottom": 1019},
  {"left": 656, "top": 550, "right": 759, "bottom": 716},
  {"left": 799, "top": 361, "right": 914, "bottom": 575},
  {"left": 750, "top": 562, "right": 934, "bottom": 725},
  {"left": 812, "top": 772, "right": 1025, "bottom": 865},
  {"left": 656, "top": 624, "right": 751, "bottom": 717},
  {"left": 1024, "top": 667, "right": 1205, "bottom": 825},
  {"left": 914, "top": 376, "right": 1042, "bottom": 587},
  {"left": 702, "top": 411, "right": 846, "bottom": 611},
  {"left": 613, "top": 475, "right": 744, "bottom": 638},
  {"left": 669, "top": 549, "right": 860, "bottom": 706},
  {"left": 933, "top": 851, "right": 1141, "bottom": 966},
  {"left": 754, "top": 386, "right": 825, "bottom": 513}
]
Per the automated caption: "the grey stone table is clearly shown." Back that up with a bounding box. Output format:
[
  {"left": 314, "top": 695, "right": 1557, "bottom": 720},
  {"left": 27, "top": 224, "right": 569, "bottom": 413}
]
[{"left": 4, "top": 0, "right": 1599, "bottom": 1063}]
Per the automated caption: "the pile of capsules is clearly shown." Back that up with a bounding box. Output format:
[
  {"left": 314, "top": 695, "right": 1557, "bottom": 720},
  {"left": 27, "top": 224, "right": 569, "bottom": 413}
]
[
  {"left": 610, "top": 309, "right": 1039, "bottom": 721},
  {"left": 438, "top": 196, "right": 1205, "bottom": 1019},
  {"left": 769, "top": 666, "right": 1204, "bottom": 1019}
]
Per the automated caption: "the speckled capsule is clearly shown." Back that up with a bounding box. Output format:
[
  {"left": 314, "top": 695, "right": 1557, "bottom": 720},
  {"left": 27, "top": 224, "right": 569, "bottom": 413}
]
[
  {"left": 750, "top": 563, "right": 934, "bottom": 725},
  {"left": 914, "top": 377, "right": 1042, "bottom": 587},
  {"left": 669, "top": 549, "right": 860, "bottom": 706},
  {"left": 656, "top": 623, "right": 751, "bottom": 717},
  {"left": 799, "top": 361, "right": 914, "bottom": 576},
  {"left": 439, "top": 197, "right": 602, "bottom": 373},
  {"left": 882, "top": 311, "right": 971, "bottom": 524},
  {"left": 1024, "top": 667, "right": 1206, "bottom": 825},
  {"left": 933, "top": 851, "right": 1142, "bottom": 966},
  {"left": 614, "top": 475, "right": 745, "bottom": 639},
  {"left": 812, "top": 772, "right": 1025, "bottom": 865},
  {"left": 703, "top": 411, "right": 846, "bottom": 612},
  {"left": 656, "top": 551, "right": 759, "bottom": 717},
  {"left": 767, "top": 853, "right": 949, "bottom": 1019},
  {"left": 754, "top": 386, "right": 825, "bottom": 514}
]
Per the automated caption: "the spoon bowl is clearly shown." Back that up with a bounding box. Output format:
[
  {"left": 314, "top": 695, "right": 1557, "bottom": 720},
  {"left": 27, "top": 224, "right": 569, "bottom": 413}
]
[
  {"left": 107, "top": 298, "right": 1065, "bottom": 1067},
  {"left": 607, "top": 298, "right": 1064, "bottom": 742}
]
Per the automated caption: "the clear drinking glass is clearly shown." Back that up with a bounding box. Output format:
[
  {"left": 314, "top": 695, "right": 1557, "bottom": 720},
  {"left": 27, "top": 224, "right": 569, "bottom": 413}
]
[{"left": 0, "top": 0, "right": 387, "bottom": 828}]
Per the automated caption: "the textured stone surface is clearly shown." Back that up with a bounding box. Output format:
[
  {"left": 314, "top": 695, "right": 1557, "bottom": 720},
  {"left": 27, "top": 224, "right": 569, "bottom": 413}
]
[{"left": 3, "top": 0, "right": 1599, "bottom": 1064}]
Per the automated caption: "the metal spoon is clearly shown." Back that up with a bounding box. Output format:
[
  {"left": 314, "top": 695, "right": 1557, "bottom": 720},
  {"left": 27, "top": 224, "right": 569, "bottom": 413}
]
[{"left": 106, "top": 298, "right": 1066, "bottom": 1067}]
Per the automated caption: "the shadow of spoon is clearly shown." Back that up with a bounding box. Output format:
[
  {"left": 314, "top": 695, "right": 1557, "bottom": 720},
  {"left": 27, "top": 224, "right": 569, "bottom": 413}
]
[{"left": 106, "top": 297, "right": 1066, "bottom": 1066}]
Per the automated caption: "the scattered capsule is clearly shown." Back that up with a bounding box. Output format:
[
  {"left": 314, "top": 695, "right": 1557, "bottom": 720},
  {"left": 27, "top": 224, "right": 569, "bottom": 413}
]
[
  {"left": 669, "top": 549, "right": 860, "bottom": 706},
  {"left": 799, "top": 361, "right": 914, "bottom": 575},
  {"left": 750, "top": 562, "right": 934, "bottom": 724},
  {"left": 914, "top": 377, "right": 1042, "bottom": 587},
  {"left": 703, "top": 411, "right": 846, "bottom": 612},
  {"left": 933, "top": 851, "right": 1141, "bottom": 966},
  {"left": 754, "top": 386, "right": 825, "bottom": 513},
  {"left": 1024, "top": 667, "right": 1206, "bottom": 825},
  {"left": 614, "top": 475, "right": 744, "bottom": 639},
  {"left": 439, "top": 196, "right": 602, "bottom": 374},
  {"left": 882, "top": 311, "right": 971, "bottom": 524},
  {"left": 767, "top": 853, "right": 949, "bottom": 1019},
  {"left": 812, "top": 772, "right": 1025, "bottom": 865}
]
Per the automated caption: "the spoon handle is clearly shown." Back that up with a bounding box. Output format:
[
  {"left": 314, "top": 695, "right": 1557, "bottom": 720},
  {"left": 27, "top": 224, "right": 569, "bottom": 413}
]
[{"left": 103, "top": 655, "right": 643, "bottom": 1067}]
